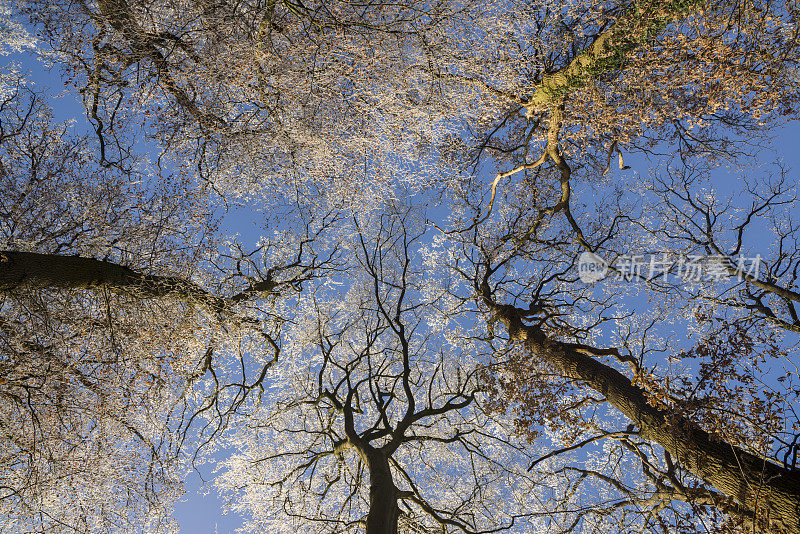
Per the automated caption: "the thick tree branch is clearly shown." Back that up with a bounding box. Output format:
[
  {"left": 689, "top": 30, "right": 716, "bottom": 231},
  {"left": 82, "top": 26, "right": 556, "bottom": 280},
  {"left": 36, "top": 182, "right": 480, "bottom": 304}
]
[
  {"left": 481, "top": 287, "right": 800, "bottom": 532},
  {"left": 525, "top": 0, "right": 703, "bottom": 113},
  {"left": 0, "top": 250, "right": 229, "bottom": 312}
]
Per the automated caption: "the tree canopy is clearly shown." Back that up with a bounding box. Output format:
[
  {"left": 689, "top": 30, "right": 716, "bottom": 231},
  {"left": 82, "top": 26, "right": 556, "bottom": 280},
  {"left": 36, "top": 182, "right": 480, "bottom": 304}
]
[{"left": 2, "top": 0, "right": 800, "bottom": 533}]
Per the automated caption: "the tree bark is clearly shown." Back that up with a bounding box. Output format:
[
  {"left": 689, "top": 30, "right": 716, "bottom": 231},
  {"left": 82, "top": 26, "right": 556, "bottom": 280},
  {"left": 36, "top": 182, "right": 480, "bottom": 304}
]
[
  {"left": 525, "top": 0, "right": 703, "bottom": 112},
  {"left": 489, "top": 301, "right": 800, "bottom": 532},
  {"left": 0, "top": 250, "right": 226, "bottom": 311},
  {"left": 365, "top": 450, "right": 400, "bottom": 534}
]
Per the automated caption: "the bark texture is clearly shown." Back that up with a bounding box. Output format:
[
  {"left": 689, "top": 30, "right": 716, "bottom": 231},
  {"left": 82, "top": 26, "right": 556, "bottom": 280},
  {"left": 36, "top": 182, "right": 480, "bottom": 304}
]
[
  {"left": 525, "top": 0, "right": 704, "bottom": 112},
  {"left": 365, "top": 450, "right": 400, "bottom": 534},
  {"left": 0, "top": 250, "right": 226, "bottom": 311},
  {"left": 489, "top": 301, "right": 800, "bottom": 532}
]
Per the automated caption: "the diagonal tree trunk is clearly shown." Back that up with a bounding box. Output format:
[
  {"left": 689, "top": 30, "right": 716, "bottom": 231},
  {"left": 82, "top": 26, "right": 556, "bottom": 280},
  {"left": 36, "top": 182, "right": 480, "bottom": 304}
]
[
  {"left": 0, "top": 250, "right": 228, "bottom": 312},
  {"left": 485, "top": 298, "right": 800, "bottom": 532},
  {"left": 525, "top": 0, "right": 704, "bottom": 112}
]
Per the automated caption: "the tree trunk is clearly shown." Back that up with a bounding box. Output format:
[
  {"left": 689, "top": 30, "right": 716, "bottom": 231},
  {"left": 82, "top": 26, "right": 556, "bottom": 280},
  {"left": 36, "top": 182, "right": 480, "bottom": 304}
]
[
  {"left": 525, "top": 0, "right": 703, "bottom": 112},
  {"left": 492, "top": 303, "right": 800, "bottom": 532},
  {"left": 365, "top": 450, "right": 400, "bottom": 534},
  {"left": 0, "top": 250, "right": 226, "bottom": 311}
]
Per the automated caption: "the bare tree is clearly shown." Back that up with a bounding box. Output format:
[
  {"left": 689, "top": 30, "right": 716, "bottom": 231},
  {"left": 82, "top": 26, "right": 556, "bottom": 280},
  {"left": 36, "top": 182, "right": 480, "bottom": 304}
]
[
  {"left": 5, "top": 0, "right": 800, "bottom": 533},
  {"left": 0, "top": 85, "right": 339, "bottom": 532},
  {"left": 217, "top": 207, "right": 552, "bottom": 534}
]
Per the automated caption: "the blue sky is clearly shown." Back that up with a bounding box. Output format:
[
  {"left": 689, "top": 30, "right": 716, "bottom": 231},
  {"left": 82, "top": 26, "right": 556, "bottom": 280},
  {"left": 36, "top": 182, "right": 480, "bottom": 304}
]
[
  {"left": 171, "top": 115, "right": 800, "bottom": 533},
  {"left": 0, "top": 49, "right": 245, "bottom": 533},
  {"left": 5, "top": 32, "right": 800, "bottom": 532}
]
